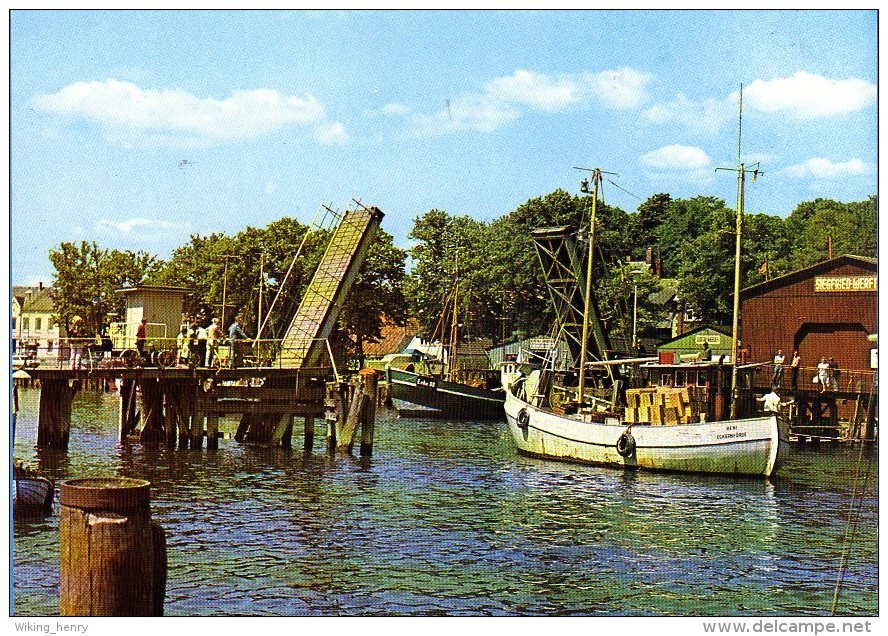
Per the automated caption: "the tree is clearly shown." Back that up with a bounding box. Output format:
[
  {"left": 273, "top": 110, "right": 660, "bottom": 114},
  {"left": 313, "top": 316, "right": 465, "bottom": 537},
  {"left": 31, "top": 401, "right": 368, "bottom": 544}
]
[
  {"left": 339, "top": 229, "right": 408, "bottom": 368},
  {"left": 49, "top": 241, "right": 160, "bottom": 334},
  {"left": 784, "top": 197, "right": 877, "bottom": 269},
  {"left": 631, "top": 192, "right": 672, "bottom": 259}
]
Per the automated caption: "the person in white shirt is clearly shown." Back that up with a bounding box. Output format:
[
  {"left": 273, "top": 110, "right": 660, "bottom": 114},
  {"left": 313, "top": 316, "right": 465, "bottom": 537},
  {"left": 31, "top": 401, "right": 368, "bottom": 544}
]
[
  {"left": 205, "top": 318, "right": 222, "bottom": 367},
  {"left": 772, "top": 349, "right": 785, "bottom": 388}
]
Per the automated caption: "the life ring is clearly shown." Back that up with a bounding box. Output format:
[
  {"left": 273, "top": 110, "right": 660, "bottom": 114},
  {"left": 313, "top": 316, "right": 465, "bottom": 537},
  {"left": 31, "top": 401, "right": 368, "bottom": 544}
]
[
  {"left": 157, "top": 350, "right": 176, "bottom": 369},
  {"left": 120, "top": 349, "right": 140, "bottom": 367},
  {"left": 616, "top": 429, "right": 636, "bottom": 458},
  {"left": 517, "top": 409, "right": 530, "bottom": 430}
]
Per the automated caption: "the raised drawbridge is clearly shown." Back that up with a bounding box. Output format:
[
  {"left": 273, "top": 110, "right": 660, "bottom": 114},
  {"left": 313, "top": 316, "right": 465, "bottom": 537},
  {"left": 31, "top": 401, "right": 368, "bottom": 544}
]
[{"left": 278, "top": 204, "right": 384, "bottom": 369}]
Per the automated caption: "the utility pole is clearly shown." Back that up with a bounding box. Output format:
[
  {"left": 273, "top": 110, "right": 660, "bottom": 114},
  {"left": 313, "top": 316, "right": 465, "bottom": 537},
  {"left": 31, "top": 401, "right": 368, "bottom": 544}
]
[{"left": 716, "top": 85, "right": 763, "bottom": 419}]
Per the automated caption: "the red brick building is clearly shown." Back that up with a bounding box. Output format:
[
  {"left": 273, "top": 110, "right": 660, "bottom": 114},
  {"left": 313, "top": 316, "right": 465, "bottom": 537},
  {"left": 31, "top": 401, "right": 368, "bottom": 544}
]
[{"left": 739, "top": 255, "right": 877, "bottom": 380}]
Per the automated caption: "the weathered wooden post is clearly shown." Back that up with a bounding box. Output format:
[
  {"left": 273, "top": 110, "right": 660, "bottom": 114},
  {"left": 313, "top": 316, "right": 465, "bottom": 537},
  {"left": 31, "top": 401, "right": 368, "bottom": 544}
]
[
  {"left": 191, "top": 386, "right": 205, "bottom": 449},
  {"left": 336, "top": 375, "right": 367, "bottom": 454},
  {"left": 59, "top": 477, "right": 166, "bottom": 616},
  {"left": 37, "top": 379, "right": 77, "bottom": 449},
  {"left": 206, "top": 415, "right": 220, "bottom": 450},
  {"left": 304, "top": 415, "right": 315, "bottom": 451},
  {"left": 139, "top": 379, "right": 166, "bottom": 445},
  {"left": 359, "top": 368, "right": 378, "bottom": 457}
]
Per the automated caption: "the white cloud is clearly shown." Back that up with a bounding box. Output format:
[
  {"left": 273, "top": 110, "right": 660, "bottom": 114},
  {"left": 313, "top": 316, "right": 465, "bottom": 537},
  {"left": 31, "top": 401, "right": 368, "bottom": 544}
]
[
  {"left": 640, "top": 144, "right": 711, "bottom": 170},
  {"left": 409, "top": 66, "right": 651, "bottom": 137},
  {"left": 486, "top": 69, "right": 580, "bottom": 112},
  {"left": 95, "top": 217, "right": 186, "bottom": 241},
  {"left": 33, "top": 80, "right": 329, "bottom": 146},
  {"left": 313, "top": 122, "right": 349, "bottom": 145},
  {"left": 580, "top": 67, "right": 652, "bottom": 109},
  {"left": 643, "top": 93, "right": 734, "bottom": 135},
  {"left": 743, "top": 72, "right": 876, "bottom": 118},
  {"left": 783, "top": 157, "right": 873, "bottom": 179}
]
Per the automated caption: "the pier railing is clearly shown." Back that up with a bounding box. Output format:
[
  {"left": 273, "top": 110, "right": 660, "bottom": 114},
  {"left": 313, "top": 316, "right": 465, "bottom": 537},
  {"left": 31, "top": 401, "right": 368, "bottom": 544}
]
[
  {"left": 13, "top": 336, "right": 345, "bottom": 376},
  {"left": 748, "top": 362, "right": 877, "bottom": 395}
]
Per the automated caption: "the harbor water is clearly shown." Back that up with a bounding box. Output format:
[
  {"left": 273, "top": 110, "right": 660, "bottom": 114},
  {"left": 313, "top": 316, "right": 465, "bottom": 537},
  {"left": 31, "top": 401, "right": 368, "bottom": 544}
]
[{"left": 12, "top": 387, "right": 878, "bottom": 616}]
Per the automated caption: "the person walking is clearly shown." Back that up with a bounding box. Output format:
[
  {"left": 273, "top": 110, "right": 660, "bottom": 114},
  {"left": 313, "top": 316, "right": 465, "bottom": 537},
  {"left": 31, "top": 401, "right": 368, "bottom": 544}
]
[
  {"left": 205, "top": 317, "right": 221, "bottom": 367},
  {"left": 790, "top": 350, "right": 801, "bottom": 390},
  {"left": 817, "top": 357, "right": 831, "bottom": 393},
  {"left": 772, "top": 349, "right": 785, "bottom": 389},
  {"left": 228, "top": 316, "right": 249, "bottom": 369},
  {"left": 195, "top": 322, "right": 208, "bottom": 367}
]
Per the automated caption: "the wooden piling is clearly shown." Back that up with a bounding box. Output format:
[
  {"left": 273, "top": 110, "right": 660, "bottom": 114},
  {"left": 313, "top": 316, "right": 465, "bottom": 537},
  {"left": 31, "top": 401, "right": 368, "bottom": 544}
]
[
  {"left": 118, "top": 380, "right": 137, "bottom": 441},
  {"left": 337, "top": 375, "right": 367, "bottom": 454},
  {"left": 59, "top": 477, "right": 166, "bottom": 616},
  {"left": 359, "top": 368, "right": 378, "bottom": 457},
  {"left": 206, "top": 415, "right": 220, "bottom": 450},
  {"left": 37, "top": 379, "right": 77, "bottom": 450},
  {"left": 139, "top": 380, "right": 165, "bottom": 445},
  {"left": 191, "top": 387, "right": 205, "bottom": 449},
  {"left": 304, "top": 415, "right": 315, "bottom": 451}
]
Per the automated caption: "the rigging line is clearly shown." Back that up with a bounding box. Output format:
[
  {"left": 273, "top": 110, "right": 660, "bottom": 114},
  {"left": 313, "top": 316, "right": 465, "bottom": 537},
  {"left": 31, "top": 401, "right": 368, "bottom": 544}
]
[
  {"left": 831, "top": 397, "right": 875, "bottom": 614},
  {"left": 258, "top": 204, "right": 327, "bottom": 340}
]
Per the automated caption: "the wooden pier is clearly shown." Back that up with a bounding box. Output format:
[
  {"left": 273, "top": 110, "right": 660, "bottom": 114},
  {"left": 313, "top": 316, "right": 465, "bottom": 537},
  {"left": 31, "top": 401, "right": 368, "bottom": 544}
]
[{"left": 23, "top": 366, "right": 380, "bottom": 456}]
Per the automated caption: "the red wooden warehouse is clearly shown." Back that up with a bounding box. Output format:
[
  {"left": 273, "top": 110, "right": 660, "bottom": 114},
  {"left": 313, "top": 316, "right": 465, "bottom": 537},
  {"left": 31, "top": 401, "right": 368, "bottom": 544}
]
[{"left": 739, "top": 254, "right": 877, "bottom": 389}]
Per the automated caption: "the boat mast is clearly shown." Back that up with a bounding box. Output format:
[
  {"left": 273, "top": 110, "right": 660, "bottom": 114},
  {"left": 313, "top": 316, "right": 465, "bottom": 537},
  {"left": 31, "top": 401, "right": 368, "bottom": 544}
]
[
  {"left": 449, "top": 252, "right": 460, "bottom": 383},
  {"left": 577, "top": 169, "right": 601, "bottom": 404},
  {"left": 717, "top": 85, "right": 762, "bottom": 419}
]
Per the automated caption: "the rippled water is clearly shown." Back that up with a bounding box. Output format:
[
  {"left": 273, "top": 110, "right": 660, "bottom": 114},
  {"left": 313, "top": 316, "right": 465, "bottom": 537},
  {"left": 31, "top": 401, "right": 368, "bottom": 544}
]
[{"left": 12, "top": 388, "right": 878, "bottom": 616}]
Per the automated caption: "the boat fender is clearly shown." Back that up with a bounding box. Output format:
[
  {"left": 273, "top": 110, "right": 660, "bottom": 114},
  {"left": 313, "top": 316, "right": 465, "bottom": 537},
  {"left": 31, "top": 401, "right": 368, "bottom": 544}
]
[
  {"left": 517, "top": 409, "right": 530, "bottom": 430},
  {"left": 616, "top": 429, "right": 636, "bottom": 458}
]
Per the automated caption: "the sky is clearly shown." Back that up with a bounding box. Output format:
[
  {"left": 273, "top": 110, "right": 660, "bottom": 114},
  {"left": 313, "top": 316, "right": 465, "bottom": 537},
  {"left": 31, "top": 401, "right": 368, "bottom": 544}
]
[{"left": 7, "top": 8, "right": 879, "bottom": 286}]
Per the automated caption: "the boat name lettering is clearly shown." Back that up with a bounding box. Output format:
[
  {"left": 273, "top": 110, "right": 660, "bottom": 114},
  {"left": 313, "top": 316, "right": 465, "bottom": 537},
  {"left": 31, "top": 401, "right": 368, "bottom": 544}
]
[
  {"left": 415, "top": 376, "right": 437, "bottom": 389},
  {"left": 716, "top": 432, "right": 748, "bottom": 440}
]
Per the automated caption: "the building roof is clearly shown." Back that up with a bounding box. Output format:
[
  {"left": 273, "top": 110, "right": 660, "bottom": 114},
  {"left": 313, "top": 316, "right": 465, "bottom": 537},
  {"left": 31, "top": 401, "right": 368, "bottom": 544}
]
[
  {"left": 20, "top": 289, "right": 56, "bottom": 314},
  {"left": 656, "top": 325, "right": 732, "bottom": 349},
  {"left": 115, "top": 284, "right": 191, "bottom": 294},
  {"left": 363, "top": 318, "right": 420, "bottom": 357},
  {"left": 740, "top": 254, "right": 877, "bottom": 301}
]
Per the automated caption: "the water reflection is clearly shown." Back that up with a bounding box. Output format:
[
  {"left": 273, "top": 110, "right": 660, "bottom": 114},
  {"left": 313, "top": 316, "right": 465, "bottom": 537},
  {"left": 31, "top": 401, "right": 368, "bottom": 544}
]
[{"left": 11, "top": 388, "right": 878, "bottom": 616}]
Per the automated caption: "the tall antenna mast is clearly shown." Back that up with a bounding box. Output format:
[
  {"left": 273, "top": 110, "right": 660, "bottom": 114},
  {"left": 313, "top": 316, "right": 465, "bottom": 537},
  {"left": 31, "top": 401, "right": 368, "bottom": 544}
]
[{"left": 716, "top": 84, "right": 764, "bottom": 418}]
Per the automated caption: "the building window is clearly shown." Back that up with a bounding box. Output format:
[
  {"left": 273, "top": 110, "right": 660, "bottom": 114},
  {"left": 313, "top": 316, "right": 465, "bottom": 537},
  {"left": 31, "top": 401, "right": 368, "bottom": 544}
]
[
  {"left": 47, "top": 340, "right": 54, "bottom": 352},
  {"left": 22, "top": 317, "right": 29, "bottom": 331},
  {"left": 35, "top": 317, "right": 42, "bottom": 331},
  {"left": 11, "top": 317, "right": 16, "bottom": 330}
]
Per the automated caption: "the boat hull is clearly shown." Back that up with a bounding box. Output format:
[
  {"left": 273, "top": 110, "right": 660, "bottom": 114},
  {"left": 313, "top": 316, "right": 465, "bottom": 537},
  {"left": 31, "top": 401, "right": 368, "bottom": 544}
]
[
  {"left": 13, "top": 476, "right": 55, "bottom": 517},
  {"left": 503, "top": 375, "right": 787, "bottom": 477},
  {"left": 387, "top": 367, "right": 505, "bottom": 419}
]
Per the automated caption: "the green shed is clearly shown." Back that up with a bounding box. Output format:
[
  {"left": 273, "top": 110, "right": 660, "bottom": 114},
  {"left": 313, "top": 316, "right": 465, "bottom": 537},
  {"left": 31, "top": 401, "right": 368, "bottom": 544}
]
[{"left": 657, "top": 326, "right": 734, "bottom": 362}]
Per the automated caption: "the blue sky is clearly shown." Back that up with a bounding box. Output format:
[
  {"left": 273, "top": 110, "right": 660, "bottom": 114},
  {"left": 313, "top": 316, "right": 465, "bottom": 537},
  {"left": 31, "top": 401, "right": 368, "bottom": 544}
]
[{"left": 9, "top": 9, "right": 878, "bottom": 286}]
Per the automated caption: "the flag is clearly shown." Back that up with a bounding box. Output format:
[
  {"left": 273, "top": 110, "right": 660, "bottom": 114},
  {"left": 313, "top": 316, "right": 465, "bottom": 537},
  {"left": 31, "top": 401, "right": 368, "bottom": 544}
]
[{"left": 758, "top": 258, "right": 770, "bottom": 280}]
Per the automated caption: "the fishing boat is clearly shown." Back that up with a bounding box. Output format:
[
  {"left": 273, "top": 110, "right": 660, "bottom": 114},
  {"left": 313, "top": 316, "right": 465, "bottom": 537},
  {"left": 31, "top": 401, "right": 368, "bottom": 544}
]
[
  {"left": 502, "top": 158, "right": 788, "bottom": 478},
  {"left": 386, "top": 260, "right": 505, "bottom": 419},
  {"left": 387, "top": 364, "right": 504, "bottom": 419}
]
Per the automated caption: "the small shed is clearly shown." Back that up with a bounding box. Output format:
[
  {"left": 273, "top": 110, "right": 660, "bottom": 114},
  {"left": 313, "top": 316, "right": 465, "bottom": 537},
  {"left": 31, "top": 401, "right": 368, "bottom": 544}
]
[
  {"left": 656, "top": 326, "right": 733, "bottom": 363},
  {"left": 113, "top": 285, "right": 190, "bottom": 349}
]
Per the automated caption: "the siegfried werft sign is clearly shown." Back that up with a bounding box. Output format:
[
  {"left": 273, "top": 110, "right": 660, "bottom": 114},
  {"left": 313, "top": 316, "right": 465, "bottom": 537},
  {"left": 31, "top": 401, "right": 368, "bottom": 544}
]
[{"left": 814, "top": 275, "right": 877, "bottom": 292}]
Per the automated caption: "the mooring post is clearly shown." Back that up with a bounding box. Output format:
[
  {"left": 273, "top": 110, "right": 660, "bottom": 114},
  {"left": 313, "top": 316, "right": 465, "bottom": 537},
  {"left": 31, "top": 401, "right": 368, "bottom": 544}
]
[
  {"left": 191, "top": 388, "right": 205, "bottom": 450},
  {"left": 281, "top": 414, "right": 294, "bottom": 448},
  {"left": 37, "top": 379, "right": 76, "bottom": 450},
  {"left": 118, "top": 379, "right": 137, "bottom": 441},
  {"left": 162, "top": 383, "right": 177, "bottom": 448},
  {"left": 337, "top": 375, "right": 367, "bottom": 454},
  {"left": 359, "top": 368, "right": 378, "bottom": 457},
  {"left": 139, "top": 379, "right": 165, "bottom": 445},
  {"left": 59, "top": 477, "right": 166, "bottom": 616},
  {"left": 304, "top": 415, "right": 315, "bottom": 451},
  {"left": 206, "top": 415, "right": 220, "bottom": 450}
]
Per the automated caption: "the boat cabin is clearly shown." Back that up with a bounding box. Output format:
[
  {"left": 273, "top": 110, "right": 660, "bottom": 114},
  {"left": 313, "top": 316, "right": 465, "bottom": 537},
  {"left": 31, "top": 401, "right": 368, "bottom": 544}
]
[{"left": 637, "top": 360, "right": 757, "bottom": 421}]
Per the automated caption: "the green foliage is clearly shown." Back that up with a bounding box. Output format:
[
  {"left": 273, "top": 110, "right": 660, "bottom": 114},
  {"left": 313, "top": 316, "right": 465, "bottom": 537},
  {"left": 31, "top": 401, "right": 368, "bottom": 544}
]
[
  {"left": 785, "top": 196, "right": 877, "bottom": 269},
  {"left": 49, "top": 241, "right": 160, "bottom": 333}
]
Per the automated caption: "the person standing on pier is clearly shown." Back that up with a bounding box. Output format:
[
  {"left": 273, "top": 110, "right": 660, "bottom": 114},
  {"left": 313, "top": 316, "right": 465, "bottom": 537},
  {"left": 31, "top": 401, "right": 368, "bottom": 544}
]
[
  {"left": 206, "top": 317, "right": 221, "bottom": 367},
  {"left": 136, "top": 318, "right": 148, "bottom": 361},
  {"left": 829, "top": 357, "right": 840, "bottom": 391},
  {"left": 177, "top": 325, "right": 190, "bottom": 365},
  {"left": 790, "top": 350, "right": 801, "bottom": 390},
  {"left": 772, "top": 349, "right": 785, "bottom": 389},
  {"left": 228, "top": 316, "right": 249, "bottom": 369},
  {"left": 195, "top": 322, "right": 208, "bottom": 367},
  {"left": 69, "top": 315, "right": 85, "bottom": 369},
  {"left": 817, "top": 357, "right": 831, "bottom": 393}
]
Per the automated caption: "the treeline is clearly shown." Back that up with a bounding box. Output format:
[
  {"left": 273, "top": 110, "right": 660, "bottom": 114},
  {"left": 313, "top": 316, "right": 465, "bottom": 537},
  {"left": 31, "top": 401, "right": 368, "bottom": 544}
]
[{"left": 48, "top": 192, "right": 876, "bottom": 360}]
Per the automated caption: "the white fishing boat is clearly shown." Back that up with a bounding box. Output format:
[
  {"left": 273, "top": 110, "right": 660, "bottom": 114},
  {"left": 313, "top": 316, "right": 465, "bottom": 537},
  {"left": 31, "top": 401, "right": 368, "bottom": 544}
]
[
  {"left": 503, "top": 149, "right": 789, "bottom": 478},
  {"left": 501, "top": 364, "right": 787, "bottom": 477}
]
